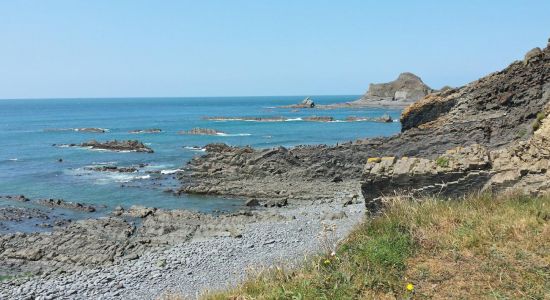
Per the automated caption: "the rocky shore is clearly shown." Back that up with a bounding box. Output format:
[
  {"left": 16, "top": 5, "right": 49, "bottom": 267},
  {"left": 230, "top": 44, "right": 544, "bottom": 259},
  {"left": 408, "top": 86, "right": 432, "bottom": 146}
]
[
  {"left": 0, "top": 199, "right": 364, "bottom": 299},
  {"left": 180, "top": 41, "right": 550, "bottom": 210},
  {"left": 1, "top": 39, "right": 549, "bottom": 299}
]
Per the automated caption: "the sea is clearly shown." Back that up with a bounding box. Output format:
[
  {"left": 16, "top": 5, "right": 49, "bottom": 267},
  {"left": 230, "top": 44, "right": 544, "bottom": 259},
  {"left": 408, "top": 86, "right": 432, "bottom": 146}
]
[{"left": 0, "top": 96, "right": 401, "bottom": 230}]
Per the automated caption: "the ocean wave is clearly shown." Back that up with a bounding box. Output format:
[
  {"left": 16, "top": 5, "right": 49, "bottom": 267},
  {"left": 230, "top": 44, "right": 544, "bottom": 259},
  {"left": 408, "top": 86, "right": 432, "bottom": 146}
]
[
  {"left": 67, "top": 167, "right": 153, "bottom": 184},
  {"left": 160, "top": 169, "right": 183, "bottom": 175},
  {"left": 216, "top": 133, "right": 252, "bottom": 137},
  {"left": 7, "top": 158, "right": 18, "bottom": 161},
  {"left": 284, "top": 117, "right": 303, "bottom": 121},
  {"left": 184, "top": 146, "right": 207, "bottom": 152}
]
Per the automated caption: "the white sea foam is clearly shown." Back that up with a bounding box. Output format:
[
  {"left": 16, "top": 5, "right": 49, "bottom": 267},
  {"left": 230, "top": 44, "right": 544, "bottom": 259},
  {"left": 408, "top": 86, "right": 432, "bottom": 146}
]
[
  {"left": 284, "top": 117, "right": 303, "bottom": 121},
  {"left": 73, "top": 128, "right": 110, "bottom": 132},
  {"left": 160, "top": 169, "right": 183, "bottom": 175},
  {"left": 184, "top": 146, "right": 206, "bottom": 152},
  {"left": 8, "top": 158, "right": 18, "bottom": 161},
  {"left": 216, "top": 133, "right": 252, "bottom": 137}
]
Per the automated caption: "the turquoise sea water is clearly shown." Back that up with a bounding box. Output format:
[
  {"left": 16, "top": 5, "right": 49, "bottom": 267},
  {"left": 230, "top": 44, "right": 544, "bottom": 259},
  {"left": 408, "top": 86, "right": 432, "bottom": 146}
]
[{"left": 0, "top": 96, "right": 401, "bottom": 218}]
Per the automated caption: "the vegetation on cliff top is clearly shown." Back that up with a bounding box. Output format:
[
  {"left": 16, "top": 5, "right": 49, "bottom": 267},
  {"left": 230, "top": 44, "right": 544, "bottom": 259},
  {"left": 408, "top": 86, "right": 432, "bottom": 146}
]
[{"left": 204, "top": 194, "right": 549, "bottom": 299}]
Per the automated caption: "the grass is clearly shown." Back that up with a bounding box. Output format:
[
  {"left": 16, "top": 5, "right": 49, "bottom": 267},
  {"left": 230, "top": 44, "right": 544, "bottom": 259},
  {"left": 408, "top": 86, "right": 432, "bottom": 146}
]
[
  {"left": 204, "top": 193, "right": 550, "bottom": 300},
  {"left": 435, "top": 157, "right": 450, "bottom": 168},
  {"left": 532, "top": 112, "right": 546, "bottom": 131}
]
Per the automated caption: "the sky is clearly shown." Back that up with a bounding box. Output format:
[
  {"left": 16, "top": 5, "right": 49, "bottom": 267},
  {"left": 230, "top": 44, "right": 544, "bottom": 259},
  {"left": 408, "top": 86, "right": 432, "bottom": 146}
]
[{"left": 0, "top": 1, "right": 549, "bottom": 99}]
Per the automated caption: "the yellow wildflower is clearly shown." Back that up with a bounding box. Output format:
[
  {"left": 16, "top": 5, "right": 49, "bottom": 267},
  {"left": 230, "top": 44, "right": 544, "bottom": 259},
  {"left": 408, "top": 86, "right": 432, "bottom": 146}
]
[{"left": 406, "top": 283, "right": 414, "bottom": 291}]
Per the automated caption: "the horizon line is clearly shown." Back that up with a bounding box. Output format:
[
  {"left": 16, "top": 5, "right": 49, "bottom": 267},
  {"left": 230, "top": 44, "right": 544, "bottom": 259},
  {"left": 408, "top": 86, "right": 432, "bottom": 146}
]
[{"left": 0, "top": 94, "right": 363, "bottom": 101}]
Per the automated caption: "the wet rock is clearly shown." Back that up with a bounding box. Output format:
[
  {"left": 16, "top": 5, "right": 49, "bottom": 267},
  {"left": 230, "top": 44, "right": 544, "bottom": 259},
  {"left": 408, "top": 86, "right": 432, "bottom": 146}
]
[
  {"left": 0, "top": 195, "right": 30, "bottom": 202},
  {"left": 74, "top": 128, "right": 107, "bottom": 133},
  {"left": 86, "top": 165, "right": 138, "bottom": 173},
  {"left": 202, "top": 116, "right": 288, "bottom": 122},
  {"left": 79, "top": 140, "right": 154, "bottom": 153},
  {"left": 244, "top": 199, "right": 260, "bottom": 207},
  {"left": 129, "top": 128, "right": 162, "bottom": 134},
  {"left": 303, "top": 116, "right": 334, "bottom": 122},
  {"left": 36, "top": 199, "right": 96, "bottom": 213},
  {"left": 178, "top": 128, "right": 224, "bottom": 135}
]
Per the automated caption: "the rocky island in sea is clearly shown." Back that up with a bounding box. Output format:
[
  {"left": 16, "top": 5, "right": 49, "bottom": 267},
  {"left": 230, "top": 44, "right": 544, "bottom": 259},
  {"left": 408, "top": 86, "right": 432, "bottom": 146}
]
[
  {"left": 279, "top": 72, "right": 435, "bottom": 109},
  {"left": 54, "top": 140, "right": 154, "bottom": 153},
  {"left": 1, "top": 38, "right": 549, "bottom": 300}
]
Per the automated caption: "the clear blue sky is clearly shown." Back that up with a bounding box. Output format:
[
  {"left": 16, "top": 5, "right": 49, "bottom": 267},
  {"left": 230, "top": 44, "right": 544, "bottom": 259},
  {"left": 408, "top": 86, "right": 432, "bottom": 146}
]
[{"left": 1, "top": 1, "right": 549, "bottom": 99}]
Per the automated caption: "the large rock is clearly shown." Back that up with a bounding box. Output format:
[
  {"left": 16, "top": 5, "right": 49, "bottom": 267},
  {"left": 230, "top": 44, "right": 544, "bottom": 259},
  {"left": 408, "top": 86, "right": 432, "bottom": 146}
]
[
  {"left": 80, "top": 140, "right": 154, "bottom": 153},
  {"left": 364, "top": 72, "right": 432, "bottom": 102}
]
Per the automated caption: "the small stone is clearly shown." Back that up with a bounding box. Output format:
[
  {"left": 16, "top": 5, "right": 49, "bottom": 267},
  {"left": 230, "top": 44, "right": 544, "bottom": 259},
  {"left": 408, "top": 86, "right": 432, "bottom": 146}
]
[{"left": 244, "top": 199, "right": 260, "bottom": 207}]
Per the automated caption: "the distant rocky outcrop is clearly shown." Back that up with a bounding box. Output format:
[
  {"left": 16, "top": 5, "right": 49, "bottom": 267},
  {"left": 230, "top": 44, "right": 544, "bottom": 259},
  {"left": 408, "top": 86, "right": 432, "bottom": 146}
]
[
  {"left": 80, "top": 140, "right": 154, "bottom": 153},
  {"left": 278, "top": 97, "right": 315, "bottom": 109},
  {"left": 316, "top": 72, "right": 434, "bottom": 109},
  {"left": 364, "top": 72, "right": 432, "bottom": 102},
  {"left": 129, "top": 128, "right": 162, "bottom": 134},
  {"left": 44, "top": 128, "right": 108, "bottom": 133},
  {"left": 345, "top": 114, "right": 393, "bottom": 123},
  {"left": 178, "top": 128, "right": 225, "bottom": 135},
  {"left": 302, "top": 116, "right": 334, "bottom": 122},
  {"left": 203, "top": 116, "right": 288, "bottom": 122}
]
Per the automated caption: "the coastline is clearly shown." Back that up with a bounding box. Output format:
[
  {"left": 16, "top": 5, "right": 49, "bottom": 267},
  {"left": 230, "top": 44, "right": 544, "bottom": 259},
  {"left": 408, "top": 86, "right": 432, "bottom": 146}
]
[{"left": 1, "top": 199, "right": 365, "bottom": 299}]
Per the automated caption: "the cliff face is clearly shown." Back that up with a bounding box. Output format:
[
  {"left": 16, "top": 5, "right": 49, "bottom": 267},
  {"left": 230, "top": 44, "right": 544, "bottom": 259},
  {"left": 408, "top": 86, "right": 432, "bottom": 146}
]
[
  {"left": 181, "top": 39, "right": 550, "bottom": 208},
  {"left": 363, "top": 72, "right": 433, "bottom": 103},
  {"left": 362, "top": 41, "right": 550, "bottom": 211}
]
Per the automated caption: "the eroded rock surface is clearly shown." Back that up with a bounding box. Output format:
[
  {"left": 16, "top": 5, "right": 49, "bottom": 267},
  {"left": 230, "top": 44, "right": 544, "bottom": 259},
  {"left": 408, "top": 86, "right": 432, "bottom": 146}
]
[
  {"left": 182, "top": 41, "right": 550, "bottom": 208},
  {"left": 0, "top": 208, "right": 287, "bottom": 277},
  {"left": 317, "top": 72, "right": 434, "bottom": 108},
  {"left": 79, "top": 140, "right": 154, "bottom": 153},
  {"left": 361, "top": 43, "right": 550, "bottom": 211}
]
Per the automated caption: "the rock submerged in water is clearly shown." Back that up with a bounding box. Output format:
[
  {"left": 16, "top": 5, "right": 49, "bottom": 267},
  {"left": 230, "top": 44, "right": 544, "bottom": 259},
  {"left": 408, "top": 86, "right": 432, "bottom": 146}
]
[
  {"left": 37, "top": 198, "right": 97, "bottom": 213},
  {"left": 79, "top": 140, "right": 154, "bottom": 153},
  {"left": 129, "top": 128, "right": 162, "bottom": 134},
  {"left": 178, "top": 128, "right": 225, "bottom": 135},
  {"left": 44, "top": 127, "right": 108, "bottom": 133},
  {"left": 302, "top": 116, "right": 334, "bottom": 122},
  {"left": 203, "top": 116, "right": 288, "bottom": 122},
  {"left": 85, "top": 165, "right": 139, "bottom": 173},
  {"left": 344, "top": 114, "right": 393, "bottom": 123}
]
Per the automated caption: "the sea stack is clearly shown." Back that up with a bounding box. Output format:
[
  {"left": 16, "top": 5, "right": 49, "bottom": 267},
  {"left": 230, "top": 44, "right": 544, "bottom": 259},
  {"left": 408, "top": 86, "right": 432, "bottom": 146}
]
[{"left": 362, "top": 72, "right": 433, "bottom": 103}]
